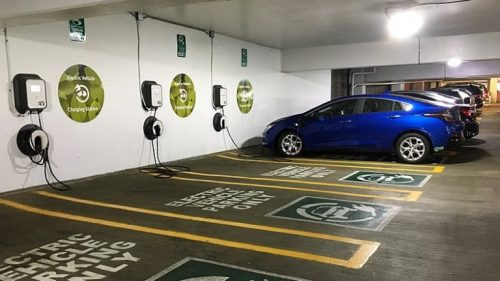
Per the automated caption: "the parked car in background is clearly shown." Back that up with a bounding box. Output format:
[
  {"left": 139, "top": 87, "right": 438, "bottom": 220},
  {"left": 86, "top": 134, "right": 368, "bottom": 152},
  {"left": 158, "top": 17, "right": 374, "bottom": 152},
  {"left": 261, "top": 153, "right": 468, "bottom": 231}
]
[
  {"left": 392, "top": 90, "right": 479, "bottom": 139},
  {"left": 475, "top": 83, "right": 490, "bottom": 103},
  {"left": 431, "top": 87, "right": 475, "bottom": 106},
  {"left": 262, "top": 93, "right": 463, "bottom": 163},
  {"left": 445, "top": 83, "right": 484, "bottom": 112},
  {"left": 389, "top": 90, "right": 460, "bottom": 104}
]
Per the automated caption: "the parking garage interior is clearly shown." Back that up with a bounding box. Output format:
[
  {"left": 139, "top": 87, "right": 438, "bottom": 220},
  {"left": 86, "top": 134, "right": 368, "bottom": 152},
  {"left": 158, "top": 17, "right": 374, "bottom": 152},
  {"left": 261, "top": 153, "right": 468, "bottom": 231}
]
[{"left": 1, "top": 1, "right": 500, "bottom": 280}]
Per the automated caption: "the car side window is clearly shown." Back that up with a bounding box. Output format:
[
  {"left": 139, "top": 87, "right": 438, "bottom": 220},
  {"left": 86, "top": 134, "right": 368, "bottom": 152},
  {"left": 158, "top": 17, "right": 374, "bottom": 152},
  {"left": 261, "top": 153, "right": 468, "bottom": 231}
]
[
  {"left": 362, "top": 98, "right": 394, "bottom": 113},
  {"left": 393, "top": 102, "right": 403, "bottom": 111},
  {"left": 317, "top": 99, "right": 358, "bottom": 118}
]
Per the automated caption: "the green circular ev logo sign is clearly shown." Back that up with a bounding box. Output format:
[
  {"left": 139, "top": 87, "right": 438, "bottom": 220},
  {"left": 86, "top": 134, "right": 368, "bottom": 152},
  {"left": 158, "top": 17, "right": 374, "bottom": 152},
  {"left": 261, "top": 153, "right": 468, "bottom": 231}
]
[
  {"left": 58, "top": 64, "right": 104, "bottom": 123},
  {"left": 237, "top": 79, "right": 253, "bottom": 114},
  {"left": 170, "top": 73, "right": 196, "bottom": 118}
]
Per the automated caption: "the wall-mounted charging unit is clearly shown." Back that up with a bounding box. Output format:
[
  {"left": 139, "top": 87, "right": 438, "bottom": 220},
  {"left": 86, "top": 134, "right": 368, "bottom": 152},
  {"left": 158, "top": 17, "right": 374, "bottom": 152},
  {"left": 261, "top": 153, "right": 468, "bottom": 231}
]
[
  {"left": 13, "top": 73, "right": 70, "bottom": 191},
  {"left": 13, "top": 73, "right": 47, "bottom": 114},
  {"left": 212, "top": 85, "right": 227, "bottom": 132},
  {"left": 138, "top": 80, "right": 190, "bottom": 178},
  {"left": 141, "top": 80, "right": 163, "bottom": 110},
  {"left": 212, "top": 85, "right": 227, "bottom": 108},
  {"left": 143, "top": 116, "right": 164, "bottom": 140}
]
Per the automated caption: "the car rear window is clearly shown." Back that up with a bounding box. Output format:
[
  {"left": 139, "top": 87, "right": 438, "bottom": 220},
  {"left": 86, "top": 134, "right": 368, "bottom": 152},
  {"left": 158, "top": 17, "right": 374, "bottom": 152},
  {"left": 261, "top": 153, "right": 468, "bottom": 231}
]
[{"left": 362, "top": 99, "right": 394, "bottom": 113}]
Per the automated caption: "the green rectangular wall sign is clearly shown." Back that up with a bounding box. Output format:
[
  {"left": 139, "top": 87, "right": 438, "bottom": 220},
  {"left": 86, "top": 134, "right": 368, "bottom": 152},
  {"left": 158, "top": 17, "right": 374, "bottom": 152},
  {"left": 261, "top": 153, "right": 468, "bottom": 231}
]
[
  {"left": 177, "top": 34, "right": 186, "bottom": 57},
  {"left": 339, "top": 171, "right": 432, "bottom": 187},
  {"left": 241, "top": 48, "right": 248, "bottom": 67},
  {"left": 146, "top": 258, "right": 310, "bottom": 281},
  {"left": 69, "top": 18, "right": 86, "bottom": 42}
]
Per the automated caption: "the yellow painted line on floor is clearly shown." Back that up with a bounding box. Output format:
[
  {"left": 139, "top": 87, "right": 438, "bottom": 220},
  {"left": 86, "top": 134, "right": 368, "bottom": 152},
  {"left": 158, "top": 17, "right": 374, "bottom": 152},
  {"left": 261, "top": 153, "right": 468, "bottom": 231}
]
[
  {"left": 176, "top": 171, "right": 422, "bottom": 201},
  {"left": 222, "top": 153, "right": 445, "bottom": 173},
  {"left": 228, "top": 152, "right": 435, "bottom": 168},
  {"left": 184, "top": 171, "right": 416, "bottom": 193},
  {"left": 0, "top": 198, "right": 377, "bottom": 269},
  {"left": 35, "top": 191, "right": 377, "bottom": 246},
  {"left": 166, "top": 174, "right": 421, "bottom": 202}
]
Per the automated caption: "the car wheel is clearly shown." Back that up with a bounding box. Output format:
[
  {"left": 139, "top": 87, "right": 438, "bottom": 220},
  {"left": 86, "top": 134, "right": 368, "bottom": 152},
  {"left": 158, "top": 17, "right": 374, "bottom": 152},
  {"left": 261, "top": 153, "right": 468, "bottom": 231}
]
[
  {"left": 396, "top": 133, "right": 431, "bottom": 164},
  {"left": 278, "top": 131, "right": 303, "bottom": 157}
]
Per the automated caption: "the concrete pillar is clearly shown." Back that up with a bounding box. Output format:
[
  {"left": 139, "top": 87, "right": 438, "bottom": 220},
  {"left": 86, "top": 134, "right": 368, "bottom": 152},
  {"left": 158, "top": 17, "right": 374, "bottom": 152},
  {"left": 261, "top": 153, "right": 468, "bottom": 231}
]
[
  {"left": 331, "top": 69, "right": 350, "bottom": 99},
  {"left": 489, "top": 78, "right": 498, "bottom": 103}
]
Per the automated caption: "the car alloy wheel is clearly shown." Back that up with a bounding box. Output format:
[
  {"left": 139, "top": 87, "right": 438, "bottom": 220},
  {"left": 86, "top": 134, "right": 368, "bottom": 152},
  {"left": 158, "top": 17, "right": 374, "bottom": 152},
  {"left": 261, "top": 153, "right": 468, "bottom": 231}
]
[
  {"left": 396, "top": 133, "right": 430, "bottom": 163},
  {"left": 279, "top": 132, "right": 303, "bottom": 157}
]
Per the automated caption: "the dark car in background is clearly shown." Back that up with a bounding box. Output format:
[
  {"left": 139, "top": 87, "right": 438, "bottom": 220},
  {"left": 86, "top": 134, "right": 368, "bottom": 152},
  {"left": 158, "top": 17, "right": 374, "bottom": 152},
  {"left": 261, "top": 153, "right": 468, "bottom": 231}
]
[
  {"left": 445, "top": 83, "right": 484, "bottom": 111},
  {"left": 262, "top": 93, "right": 463, "bottom": 163},
  {"left": 392, "top": 90, "right": 479, "bottom": 139}
]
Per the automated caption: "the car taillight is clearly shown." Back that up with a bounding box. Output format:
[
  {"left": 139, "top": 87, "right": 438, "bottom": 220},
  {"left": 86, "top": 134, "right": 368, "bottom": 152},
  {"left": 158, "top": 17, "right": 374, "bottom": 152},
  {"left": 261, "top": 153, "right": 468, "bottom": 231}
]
[
  {"left": 424, "top": 109, "right": 456, "bottom": 122},
  {"left": 460, "top": 107, "right": 473, "bottom": 117}
]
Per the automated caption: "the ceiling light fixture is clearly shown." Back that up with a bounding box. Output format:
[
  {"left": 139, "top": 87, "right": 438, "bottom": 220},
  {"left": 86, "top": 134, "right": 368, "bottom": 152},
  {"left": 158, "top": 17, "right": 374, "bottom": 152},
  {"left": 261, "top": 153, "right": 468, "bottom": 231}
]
[
  {"left": 447, "top": 58, "right": 463, "bottom": 67},
  {"left": 387, "top": 10, "right": 423, "bottom": 38}
]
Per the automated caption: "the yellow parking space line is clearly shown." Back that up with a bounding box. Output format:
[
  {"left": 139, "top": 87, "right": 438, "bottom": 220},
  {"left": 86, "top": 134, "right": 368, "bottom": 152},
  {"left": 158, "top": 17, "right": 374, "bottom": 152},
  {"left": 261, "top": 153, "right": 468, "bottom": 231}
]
[
  {"left": 179, "top": 171, "right": 421, "bottom": 200},
  {"left": 167, "top": 174, "right": 422, "bottom": 202},
  {"left": 228, "top": 152, "right": 438, "bottom": 169},
  {"left": 219, "top": 154, "right": 444, "bottom": 174},
  {"left": 35, "top": 191, "right": 376, "bottom": 246},
  {"left": 347, "top": 243, "right": 380, "bottom": 269},
  {"left": 0, "top": 198, "right": 378, "bottom": 269},
  {"left": 432, "top": 166, "right": 445, "bottom": 173}
]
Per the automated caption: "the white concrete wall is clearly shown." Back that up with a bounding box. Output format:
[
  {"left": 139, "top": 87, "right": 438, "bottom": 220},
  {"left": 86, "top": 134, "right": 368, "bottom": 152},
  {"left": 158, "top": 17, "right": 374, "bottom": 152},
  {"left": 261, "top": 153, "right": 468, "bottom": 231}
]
[
  {"left": 0, "top": 14, "right": 331, "bottom": 193},
  {"left": 282, "top": 32, "right": 500, "bottom": 72}
]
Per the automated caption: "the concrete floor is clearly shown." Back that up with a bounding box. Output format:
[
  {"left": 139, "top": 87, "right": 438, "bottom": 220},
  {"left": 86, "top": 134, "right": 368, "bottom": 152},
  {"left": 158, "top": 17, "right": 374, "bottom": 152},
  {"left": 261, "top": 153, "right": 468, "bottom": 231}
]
[{"left": 1, "top": 105, "right": 500, "bottom": 281}]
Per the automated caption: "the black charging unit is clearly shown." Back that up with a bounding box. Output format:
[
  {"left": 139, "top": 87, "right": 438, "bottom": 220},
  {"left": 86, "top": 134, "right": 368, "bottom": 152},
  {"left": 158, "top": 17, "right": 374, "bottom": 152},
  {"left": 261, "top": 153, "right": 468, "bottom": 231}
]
[
  {"left": 141, "top": 80, "right": 164, "bottom": 140},
  {"left": 212, "top": 85, "right": 227, "bottom": 132},
  {"left": 12, "top": 73, "right": 70, "bottom": 191}
]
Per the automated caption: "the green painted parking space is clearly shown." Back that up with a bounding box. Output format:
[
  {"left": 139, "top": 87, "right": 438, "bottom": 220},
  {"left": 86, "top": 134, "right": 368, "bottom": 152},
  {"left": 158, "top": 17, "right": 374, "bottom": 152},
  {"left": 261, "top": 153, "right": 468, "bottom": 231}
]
[
  {"left": 339, "top": 171, "right": 432, "bottom": 187},
  {"left": 267, "top": 196, "right": 400, "bottom": 231},
  {"left": 146, "top": 258, "right": 310, "bottom": 281}
]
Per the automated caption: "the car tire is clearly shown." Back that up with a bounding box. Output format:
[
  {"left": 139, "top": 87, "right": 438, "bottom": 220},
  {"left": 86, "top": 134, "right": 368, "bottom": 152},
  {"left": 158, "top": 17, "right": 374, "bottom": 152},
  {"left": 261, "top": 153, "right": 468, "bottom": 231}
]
[
  {"left": 395, "top": 133, "right": 431, "bottom": 164},
  {"left": 277, "top": 131, "right": 303, "bottom": 157}
]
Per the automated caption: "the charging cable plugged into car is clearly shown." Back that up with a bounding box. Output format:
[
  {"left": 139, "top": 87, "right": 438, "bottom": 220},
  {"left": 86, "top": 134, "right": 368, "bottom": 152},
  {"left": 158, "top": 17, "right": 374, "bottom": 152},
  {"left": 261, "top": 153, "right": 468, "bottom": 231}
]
[{"left": 13, "top": 73, "right": 70, "bottom": 191}]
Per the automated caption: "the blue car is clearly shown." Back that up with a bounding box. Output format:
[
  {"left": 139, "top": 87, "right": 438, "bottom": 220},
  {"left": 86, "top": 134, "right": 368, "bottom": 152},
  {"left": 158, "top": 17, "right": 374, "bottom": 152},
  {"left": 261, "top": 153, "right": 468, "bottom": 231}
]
[{"left": 262, "top": 94, "right": 463, "bottom": 163}]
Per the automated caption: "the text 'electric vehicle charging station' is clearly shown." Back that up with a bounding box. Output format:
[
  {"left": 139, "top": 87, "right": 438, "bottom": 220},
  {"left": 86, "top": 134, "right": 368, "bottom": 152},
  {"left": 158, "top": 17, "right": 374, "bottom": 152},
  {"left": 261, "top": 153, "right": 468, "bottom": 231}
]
[{"left": 13, "top": 73, "right": 70, "bottom": 191}]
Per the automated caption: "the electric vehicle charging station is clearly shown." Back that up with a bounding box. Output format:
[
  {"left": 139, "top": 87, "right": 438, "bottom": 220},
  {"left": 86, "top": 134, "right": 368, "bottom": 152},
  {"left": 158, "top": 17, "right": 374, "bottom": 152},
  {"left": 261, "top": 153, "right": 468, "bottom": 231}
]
[
  {"left": 141, "top": 80, "right": 164, "bottom": 140},
  {"left": 12, "top": 73, "right": 69, "bottom": 190},
  {"left": 212, "top": 85, "right": 227, "bottom": 132}
]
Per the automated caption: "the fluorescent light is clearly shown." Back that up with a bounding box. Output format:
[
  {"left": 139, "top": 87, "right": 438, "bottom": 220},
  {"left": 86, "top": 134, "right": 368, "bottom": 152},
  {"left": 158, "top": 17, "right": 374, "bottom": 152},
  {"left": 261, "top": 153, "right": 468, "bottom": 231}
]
[
  {"left": 388, "top": 10, "right": 423, "bottom": 38},
  {"left": 447, "top": 58, "right": 463, "bottom": 67}
]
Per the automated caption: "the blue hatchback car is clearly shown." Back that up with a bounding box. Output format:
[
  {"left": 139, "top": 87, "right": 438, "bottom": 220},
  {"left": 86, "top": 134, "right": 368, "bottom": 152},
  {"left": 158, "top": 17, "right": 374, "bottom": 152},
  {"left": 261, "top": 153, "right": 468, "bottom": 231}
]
[{"left": 262, "top": 94, "right": 463, "bottom": 163}]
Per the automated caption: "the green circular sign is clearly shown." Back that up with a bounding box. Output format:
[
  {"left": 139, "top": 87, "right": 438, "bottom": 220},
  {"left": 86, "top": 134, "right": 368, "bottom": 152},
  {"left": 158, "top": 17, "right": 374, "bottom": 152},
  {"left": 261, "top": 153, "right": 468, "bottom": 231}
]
[
  {"left": 237, "top": 79, "right": 253, "bottom": 114},
  {"left": 58, "top": 64, "right": 104, "bottom": 123},
  {"left": 169, "top": 73, "right": 196, "bottom": 118}
]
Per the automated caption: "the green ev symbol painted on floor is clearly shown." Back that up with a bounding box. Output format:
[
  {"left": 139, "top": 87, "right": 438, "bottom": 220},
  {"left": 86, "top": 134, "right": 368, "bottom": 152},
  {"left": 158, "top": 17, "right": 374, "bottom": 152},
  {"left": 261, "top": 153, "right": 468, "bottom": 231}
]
[
  {"left": 339, "top": 171, "right": 432, "bottom": 187},
  {"left": 267, "top": 196, "right": 400, "bottom": 231},
  {"left": 146, "top": 258, "right": 310, "bottom": 281}
]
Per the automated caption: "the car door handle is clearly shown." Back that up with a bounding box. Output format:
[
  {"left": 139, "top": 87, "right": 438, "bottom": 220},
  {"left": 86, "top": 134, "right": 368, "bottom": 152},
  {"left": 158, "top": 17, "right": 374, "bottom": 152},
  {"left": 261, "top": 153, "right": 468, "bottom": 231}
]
[
  {"left": 388, "top": 115, "right": 401, "bottom": 119},
  {"left": 338, "top": 120, "right": 352, "bottom": 124}
]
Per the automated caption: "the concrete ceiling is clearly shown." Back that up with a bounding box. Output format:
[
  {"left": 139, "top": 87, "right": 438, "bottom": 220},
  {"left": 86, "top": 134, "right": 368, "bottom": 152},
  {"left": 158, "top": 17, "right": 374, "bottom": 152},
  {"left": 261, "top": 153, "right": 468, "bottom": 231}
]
[{"left": 1, "top": 0, "right": 500, "bottom": 49}]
